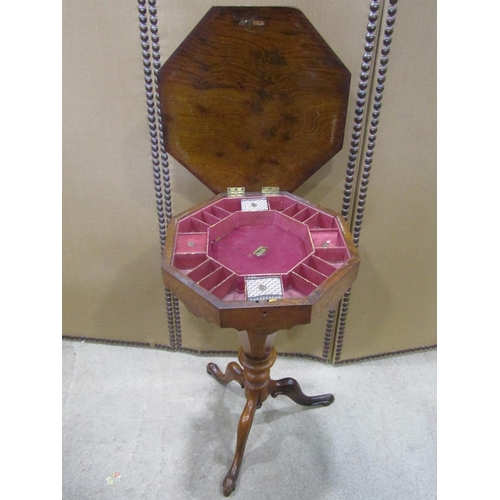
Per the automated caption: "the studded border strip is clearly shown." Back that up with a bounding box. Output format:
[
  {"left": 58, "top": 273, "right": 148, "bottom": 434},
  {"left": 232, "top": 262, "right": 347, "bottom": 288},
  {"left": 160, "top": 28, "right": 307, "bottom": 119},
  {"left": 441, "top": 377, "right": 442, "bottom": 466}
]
[
  {"left": 137, "top": 0, "right": 177, "bottom": 349},
  {"left": 176, "top": 346, "right": 327, "bottom": 363},
  {"left": 63, "top": 335, "right": 434, "bottom": 365},
  {"left": 323, "top": 0, "right": 384, "bottom": 363},
  {"left": 146, "top": 0, "right": 183, "bottom": 349},
  {"left": 322, "top": 310, "right": 336, "bottom": 360},
  {"left": 137, "top": 1, "right": 166, "bottom": 249},
  {"left": 330, "top": 0, "right": 400, "bottom": 364},
  {"left": 62, "top": 335, "right": 155, "bottom": 349},
  {"left": 352, "top": 0, "right": 398, "bottom": 246},
  {"left": 341, "top": 0, "right": 382, "bottom": 221},
  {"left": 334, "top": 344, "right": 437, "bottom": 366}
]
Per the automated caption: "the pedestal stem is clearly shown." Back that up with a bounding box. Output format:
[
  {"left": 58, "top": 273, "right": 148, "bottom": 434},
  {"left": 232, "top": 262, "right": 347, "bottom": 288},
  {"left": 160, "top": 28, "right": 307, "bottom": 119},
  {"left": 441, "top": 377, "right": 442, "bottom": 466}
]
[{"left": 237, "top": 330, "right": 276, "bottom": 359}]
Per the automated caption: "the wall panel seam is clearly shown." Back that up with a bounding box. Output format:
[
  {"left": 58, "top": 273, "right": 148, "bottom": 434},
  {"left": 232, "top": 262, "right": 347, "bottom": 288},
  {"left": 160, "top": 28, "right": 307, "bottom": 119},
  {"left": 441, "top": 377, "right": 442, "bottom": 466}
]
[
  {"left": 137, "top": 0, "right": 178, "bottom": 349},
  {"left": 327, "top": 0, "right": 387, "bottom": 363},
  {"left": 333, "top": 0, "right": 399, "bottom": 363}
]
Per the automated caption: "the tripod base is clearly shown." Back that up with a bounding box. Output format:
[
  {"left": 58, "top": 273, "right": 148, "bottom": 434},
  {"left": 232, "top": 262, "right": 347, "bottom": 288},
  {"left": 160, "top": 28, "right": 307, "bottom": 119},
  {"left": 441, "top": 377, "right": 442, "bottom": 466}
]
[{"left": 207, "top": 347, "right": 334, "bottom": 496}]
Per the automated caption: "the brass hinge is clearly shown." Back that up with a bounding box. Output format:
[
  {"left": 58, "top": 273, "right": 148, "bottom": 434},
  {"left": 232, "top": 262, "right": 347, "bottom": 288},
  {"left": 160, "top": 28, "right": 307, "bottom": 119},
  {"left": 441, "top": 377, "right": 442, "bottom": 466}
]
[
  {"left": 227, "top": 187, "right": 245, "bottom": 197},
  {"left": 261, "top": 186, "right": 279, "bottom": 195}
]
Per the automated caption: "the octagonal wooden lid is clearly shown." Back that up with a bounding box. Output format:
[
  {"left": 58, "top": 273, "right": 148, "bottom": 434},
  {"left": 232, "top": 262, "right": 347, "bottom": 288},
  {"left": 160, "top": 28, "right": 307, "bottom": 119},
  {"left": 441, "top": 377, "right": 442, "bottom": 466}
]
[{"left": 157, "top": 7, "right": 350, "bottom": 194}]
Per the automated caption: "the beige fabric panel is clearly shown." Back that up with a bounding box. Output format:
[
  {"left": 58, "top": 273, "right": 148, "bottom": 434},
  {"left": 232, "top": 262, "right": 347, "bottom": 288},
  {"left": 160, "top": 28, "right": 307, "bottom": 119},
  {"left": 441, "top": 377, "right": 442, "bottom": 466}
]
[
  {"left": 336, "top": 0, "right": 437, "bottom": 361},
  {"left": 63, "top": 0, "right": 436, "bottom": 361},
  {"left": 62, "top": 0, "right": 366, "bottom": 352},
  {"left": 63, "top": 1, "right": 169, "bottom": 344}
]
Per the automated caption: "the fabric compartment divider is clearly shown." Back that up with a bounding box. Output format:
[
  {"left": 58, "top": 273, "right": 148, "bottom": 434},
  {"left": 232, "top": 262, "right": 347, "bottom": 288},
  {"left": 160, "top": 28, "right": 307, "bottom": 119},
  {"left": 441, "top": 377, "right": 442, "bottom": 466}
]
[
  {"left": 293, "top": 207, "right": 317, "bottom": 222},
  {"left": 292, "top": 263, "right": 328, "bottom": 286},
  {"left": 210, "top": 205, "right": 232, "bottom": 219},
  {"left": 193, "top": 211, "right": 220, "bottom": 225},
  {"left": 187, "top": 259, "right": 219, "bottom": 282},
  {"left": 307, "top": 212, "right": 338, "bottom": 229},
  {"left": 305, "top": 254, "right": 340, "bottom": 275},
  {"left": 282, "top": 203, "right": 306, "bottom": 217},
  {"left": 172, "top": 253, "right": 207, "bottom": 271},
  {"left": 177, "top": 217, "right": 210, "bottom": 233},
  {"left": 214, "top": 198, "right": 242, "bottom": 212},
  {"left": 310, "top": 229, "right": 342, "bottom": 247},
  {"left": 210, "top": 273, "right": 238, "bottom": 299},
  {"left": 267, "top": 196, "right": 286, "bottom": 211},
  {"left": 198, "top": 266, "right": 232, "bottom": 291},
  {"left": 314, "top": 247, "right": 350, "bottom": 263},
  {"left": 288, "top": 272, "right": 317, "bottom": 296}
]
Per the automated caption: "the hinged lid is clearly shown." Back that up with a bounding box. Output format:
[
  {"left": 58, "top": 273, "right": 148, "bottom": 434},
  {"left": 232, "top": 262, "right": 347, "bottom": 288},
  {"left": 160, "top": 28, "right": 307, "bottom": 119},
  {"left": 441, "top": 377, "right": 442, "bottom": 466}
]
[{"left": 158, "top": 7, "right": 350, "bottom": 194}]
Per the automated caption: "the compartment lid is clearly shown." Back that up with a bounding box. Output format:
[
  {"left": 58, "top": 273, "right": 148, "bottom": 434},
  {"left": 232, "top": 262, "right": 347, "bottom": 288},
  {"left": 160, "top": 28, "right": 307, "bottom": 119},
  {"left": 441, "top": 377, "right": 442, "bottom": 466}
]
[{"left": 157, "top": 7, "right": 351, "bottom": 194}]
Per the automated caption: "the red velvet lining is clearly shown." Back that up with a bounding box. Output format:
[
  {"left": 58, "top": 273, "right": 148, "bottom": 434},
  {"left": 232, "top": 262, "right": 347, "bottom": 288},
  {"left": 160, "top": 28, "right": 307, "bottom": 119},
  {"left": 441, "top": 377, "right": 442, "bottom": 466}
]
[
  {"left": 211, "top": 223, "right": 310, "bottom": 275},
  {"left": 171, "top": 194, "right": 351, "bottom": 301}
]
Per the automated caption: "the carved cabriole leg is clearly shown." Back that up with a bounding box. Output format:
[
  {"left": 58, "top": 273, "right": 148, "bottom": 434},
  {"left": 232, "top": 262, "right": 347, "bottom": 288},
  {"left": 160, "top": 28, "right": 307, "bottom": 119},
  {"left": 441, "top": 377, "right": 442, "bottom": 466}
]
[
  {"left": 222, "top": 390, "right": 259, "bottom": 496},
  {"left": 222, "top": 346, "right": 277, "bottom": 496},
  {"left": 269, "top": 377, "right": 334, "bottom": 407},
  {"left": 207, "top": 361, "right": 244, "bottom": 388}
]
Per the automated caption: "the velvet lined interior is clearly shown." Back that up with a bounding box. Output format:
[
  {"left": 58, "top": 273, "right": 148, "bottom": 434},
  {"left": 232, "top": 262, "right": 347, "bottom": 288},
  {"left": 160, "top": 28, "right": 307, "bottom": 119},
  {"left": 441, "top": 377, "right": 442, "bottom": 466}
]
[
  {"left": 172, "top": 194, "right": 351, "bottom": 301},
  {"left": 209, "top": 211, "right": 312, "bottom": 275}
]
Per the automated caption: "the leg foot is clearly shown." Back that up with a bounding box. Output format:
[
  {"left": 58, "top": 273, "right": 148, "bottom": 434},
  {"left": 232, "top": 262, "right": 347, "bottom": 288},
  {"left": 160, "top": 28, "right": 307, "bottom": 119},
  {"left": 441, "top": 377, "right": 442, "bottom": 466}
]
[
  {"left": 207, "top": 362, "right": 244, "bottom": 388},
  {"left": 222, "top": 391, "right": 259, "bottom": 496},
  {"left": 269, "top": 377, "right": 334, "bottom": 407}
]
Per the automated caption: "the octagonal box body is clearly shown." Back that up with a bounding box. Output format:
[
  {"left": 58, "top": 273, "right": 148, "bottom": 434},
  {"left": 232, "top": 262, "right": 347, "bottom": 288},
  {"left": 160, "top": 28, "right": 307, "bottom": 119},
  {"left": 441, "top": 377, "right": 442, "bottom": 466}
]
[{"left": 159, "top": 7, "right": 360, "bottom": 335}]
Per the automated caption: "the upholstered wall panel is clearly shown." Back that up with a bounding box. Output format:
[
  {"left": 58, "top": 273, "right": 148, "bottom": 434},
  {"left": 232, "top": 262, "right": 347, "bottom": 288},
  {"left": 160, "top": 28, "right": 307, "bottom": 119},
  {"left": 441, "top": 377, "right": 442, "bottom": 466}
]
[
  {"left": 63, "top": 0, "right": 169, "bottom": 344},
  {"left": 63, "top": 0, "right": 436, "bottom": 363},
  {"left": 334, "top": 0, "right": 437, "bottom": 363}
]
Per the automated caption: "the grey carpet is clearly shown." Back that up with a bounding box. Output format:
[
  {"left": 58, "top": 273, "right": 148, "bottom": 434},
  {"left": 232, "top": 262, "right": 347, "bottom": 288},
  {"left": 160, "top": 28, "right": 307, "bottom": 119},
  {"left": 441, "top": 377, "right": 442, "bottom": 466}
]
[{"left": 62, "top": 341, "right": 436, "bottom": 499}]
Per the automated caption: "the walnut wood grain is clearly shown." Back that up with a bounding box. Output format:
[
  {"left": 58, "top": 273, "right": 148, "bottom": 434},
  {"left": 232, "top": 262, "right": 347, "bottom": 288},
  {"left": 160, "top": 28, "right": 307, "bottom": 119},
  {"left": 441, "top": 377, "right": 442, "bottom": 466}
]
[{"left": 158, "top": 7, "right": 350, "bottom": 194}]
